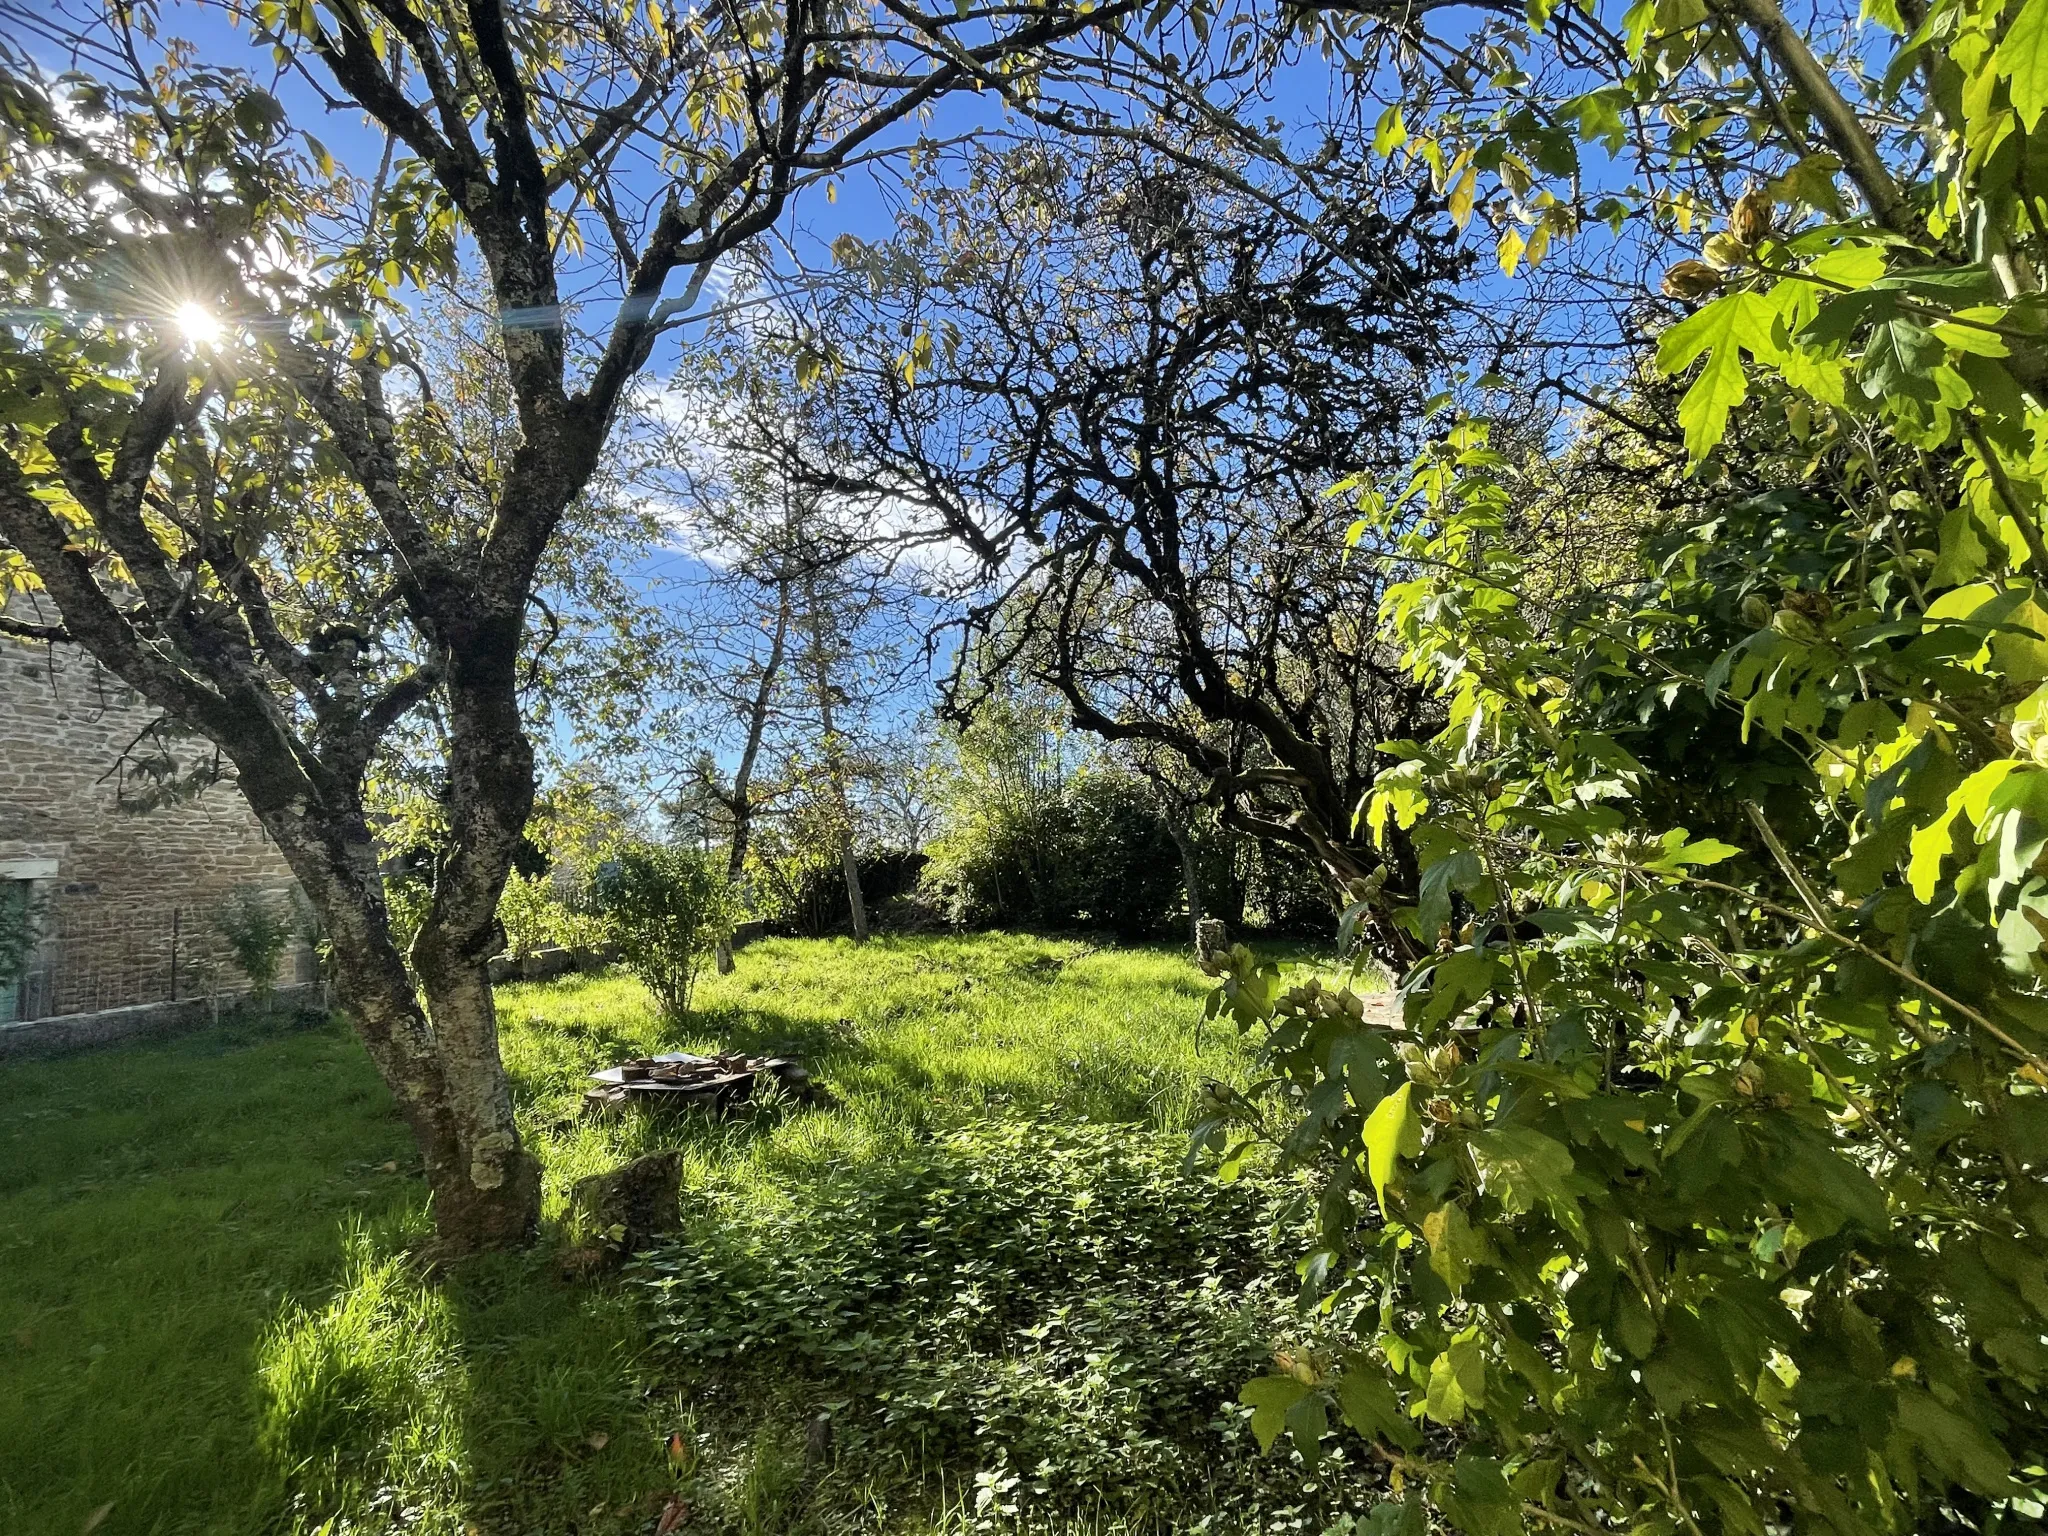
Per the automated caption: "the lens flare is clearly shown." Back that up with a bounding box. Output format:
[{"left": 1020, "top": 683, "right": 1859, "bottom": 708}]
[{"left": 176, "top": 302, "right": 221, "bottom": 346}]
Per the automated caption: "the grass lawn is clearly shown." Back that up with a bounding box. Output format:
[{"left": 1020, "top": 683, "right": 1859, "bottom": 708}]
[{"left": 2, "top": 933, "right": 1364, "bottom": 1536}]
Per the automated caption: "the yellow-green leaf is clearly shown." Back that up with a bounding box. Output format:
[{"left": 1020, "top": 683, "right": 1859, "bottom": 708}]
[
  {"left": 1362, "top": 1082, "right": 1421, "bottom": 1214},
  {"left": 2001, "top": 0, "right": 2048, "bottom": 129},
  {"left": 1422, "top": 1201, "right": 1486, "bottom": 1293},
  {"left": 1448, "top": 163, "right": 1478, "bottom": 226},
  {"left": 1423, "top": 1334, "right": 1485, "bottom": 1424},
  {"left": 1654, "top": 291, "right": 1780, "bottom": 456},
  {"left": 1909, "top": 760, "right": 2020, "bottom": 901},
  {"left": 1373, "top": 105, "right": 1407, "bottom": 156},
  {"left": 1498, "top": 227, "right": 1527, "bottom": 277}
]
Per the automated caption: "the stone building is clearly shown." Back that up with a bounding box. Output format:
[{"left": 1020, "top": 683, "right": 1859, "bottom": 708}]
[{"left": 0, "top": 612, "right": 311, "bottom": 1024}]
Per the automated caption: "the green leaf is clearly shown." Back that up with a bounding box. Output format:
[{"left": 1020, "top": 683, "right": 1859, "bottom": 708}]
[
  {"left": 1896, "top": 1388, "right": 2016, "bottom": 1494},
  {"left": 1421, "top": 946, "right": 1502, "bottom": 1025},
  {"left": 1423, "top": 1334, "right": 1485, "bottom": 1423},
  {"left": 1768, "top": 153, "right": 1847, "bottom": 216},
  {"left": 1360, "top": 1497, "right": 1428, "bottom": 1536},
  {"left": 1240, "top": 1374, "right": 1311, "bottom": 1454},
  {"left": 1422, "top": 1201, "right": 1485, "bottom": 1293},
  {"left": 1441, "top": 1449, "right": 1521, "bottom": 1536},
  {"left": 1362, "top": 1083, "right": 1421, "bottom": 1214},
  {"left": 2001, "top": 0, "right": 2048, "bottom": 129},
  {"left": 1337, "top": 1364, "right": 1419, "bottom": 1449},
  {"left": 1647, "top": 831, "right": 1742, "bottom": 871},
  {"left": 1763, "top": 1123, "right": 1891, "bottom": 1237},
  {"left": 1614, "top": 1281, "right": 1659, "bottom": 1358},
  {"left": 1654, "top": 292, "right": 1779, "bottom": 455},
  {"left": 1933, "top": 502, "right": 1992, "bottom": 586},
  {"left": 1466, "top": 1126, "right": 1576, "bottom": 1215},
  {"left": 1858, "top": 318, "right": 1945, "bottom": 401},
  {"left": 1415, "top": 846, "right": 1482, "bottom": 937},
  {"left": 1798, "top": 286, "right": 1904, "bottom": 345},
  {"left": 1285, "top": 1388, "right": 1330, "bottom": 1461},
  {"left": 1623, "top": 0, "right": 1656, "bottom": 55}
]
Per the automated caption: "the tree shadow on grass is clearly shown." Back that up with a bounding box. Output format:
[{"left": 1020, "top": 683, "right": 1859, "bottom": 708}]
[
  {"left": 686, "top": 996, "right": 873, "bottom": 1070},
  {"left": 253, "top": 1203, "right": 690, "bottom": 1536}
]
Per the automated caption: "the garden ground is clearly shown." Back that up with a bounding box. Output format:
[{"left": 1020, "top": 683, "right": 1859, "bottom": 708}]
[{"left": 0, "top": 933, "right": 1378, "bottom": 1536}]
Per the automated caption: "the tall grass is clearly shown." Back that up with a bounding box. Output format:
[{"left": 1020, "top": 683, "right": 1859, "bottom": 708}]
[
  {"left": 1, "top": 933, "right": 1337, "bottom": 1535},
  {"left": 504, "top": 934, "right": 1242, "bottom": 1210}
]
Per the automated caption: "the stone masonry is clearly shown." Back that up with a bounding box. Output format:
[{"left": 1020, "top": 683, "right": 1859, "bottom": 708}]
[{"left": 1, "top": 610, "right": 310, "bottom": 1022}]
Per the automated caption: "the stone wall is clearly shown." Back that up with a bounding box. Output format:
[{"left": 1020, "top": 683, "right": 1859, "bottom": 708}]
[
  {"left": 0, "top": 985, "right": 327, "bottom": 1062},
  {"left": 0, "top": 617, "right": 310, "bottom": 1022}
]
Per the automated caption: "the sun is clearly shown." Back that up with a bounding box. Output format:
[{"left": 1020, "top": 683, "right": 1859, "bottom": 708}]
[{"left": 175, "top": 302, "right": 222, "bottom": 346}]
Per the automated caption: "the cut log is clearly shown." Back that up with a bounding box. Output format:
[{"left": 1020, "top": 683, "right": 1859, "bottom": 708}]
[{"left": 569, "top": 1150, "right": 683, "bottom": 1260}]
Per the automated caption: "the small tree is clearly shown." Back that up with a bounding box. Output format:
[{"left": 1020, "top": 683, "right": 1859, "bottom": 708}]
[
  {"left": 586, "top": 843, "right": 735, "bottom": 1026},
  {"left": 0, "top": 881, "right": 41, "bottom": 993},
  {"left": 211, "top": 886, "right": 294, "bottom": 999}
]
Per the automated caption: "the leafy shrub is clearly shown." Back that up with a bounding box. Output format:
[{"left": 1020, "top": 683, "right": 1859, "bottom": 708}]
[
  {"left": 497, "top": 867, "right": 605, "bottom": 959},
  {"left": 634, "top": 1120, "right": 1373, "bottom": 1530},
  {"left": 584, "top": 840, "right": 736, "bottom": 1024},
  {"left": 1201, "top": 471, "right": 2048, "bottom": 1526},
  {"left": 1180, "top": 2, "right": 2048, "bottom": 1530},
  {"left": 0, "top": 880, "right": 40, "bottom": 989},
  {"left": 925, "top": 771, "right": 1183, "bottom": 937},
  {"left": 210, "top": 885, "right": 295, "bottom": 997}
]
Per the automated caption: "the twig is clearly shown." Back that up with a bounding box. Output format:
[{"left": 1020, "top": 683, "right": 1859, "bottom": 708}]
[{"left": 1741, "top": 803, "right": 2048, "bottom": 1076}]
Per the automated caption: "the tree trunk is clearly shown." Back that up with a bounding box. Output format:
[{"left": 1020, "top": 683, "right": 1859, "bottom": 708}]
[
  {"left": 404, "top": 609, "right": 544, "bottom": 1251},
  {"left": 716, "top": 584, "right": 792, "bottom": 974},
  {"left": 838, "top": 841, "right": 870, "bottom": 941},
  {"left": 254, "top": 765, "right": 539, "bottom": 1259},
  {"left": 805, "top": 575, "right": 868, "bottom": 942},
  {"left": 357, "top": 938, "right": 538, "bottom": 1252},
  {"left": 1166, "top": 814, "right": 1203, "bottom": 951}
]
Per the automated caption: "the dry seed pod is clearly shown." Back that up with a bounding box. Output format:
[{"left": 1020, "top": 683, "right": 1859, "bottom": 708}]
[
  {"left": 1661, "top": 259, "right": 1723, "bottom": 299},
  {"left": 1732, "top": 188, "right": 1772, "bottom": 246}
]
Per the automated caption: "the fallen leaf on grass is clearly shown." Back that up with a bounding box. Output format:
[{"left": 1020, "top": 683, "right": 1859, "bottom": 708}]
[
  {"left": 81, "top": 1503, "right": 113, "bottom": 1534},
  {"left": 656, "top": 1496, "right": 691, "bottom": 1534},
  {"left": 586, "top": 1430, "right": 609, "bottom": 1451}
]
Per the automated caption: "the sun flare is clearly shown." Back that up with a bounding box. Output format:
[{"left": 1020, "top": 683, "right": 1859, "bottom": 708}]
[{"left": 175, "top": 302, "right": 221, "bottom": 346}]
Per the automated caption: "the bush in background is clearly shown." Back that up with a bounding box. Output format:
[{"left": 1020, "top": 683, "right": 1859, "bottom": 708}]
[
  {"left": 497, "top": 867, "right": 605, "bottom": 960},
  {"left": 210, "top": 885, "right": 295, "bottom": 998},
  {"left": 1235, "top": 839, "right": 1336, "bottom": 936},
  {"left": 752, "top": 847, "right": 929, "bottom": 937},
  {"left": 925, "top": 770, "right": 1182, "bottom": 937},
  {"left": 584, "top": 841, "right": 735, "bottom": 1024}
]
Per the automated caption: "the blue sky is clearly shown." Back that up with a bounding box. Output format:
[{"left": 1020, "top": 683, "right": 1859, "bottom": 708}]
[{"left": 33, "top": 1, "right": 1660, "bottom": 807}]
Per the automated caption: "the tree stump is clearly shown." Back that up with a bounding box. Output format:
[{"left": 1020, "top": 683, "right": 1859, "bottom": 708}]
[{"left": 569, "top": 1151, "right": 683, "bottom": 1267}]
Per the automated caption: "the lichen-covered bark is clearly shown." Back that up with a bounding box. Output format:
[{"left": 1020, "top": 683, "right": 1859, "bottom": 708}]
[{"left": 239, "top": 709, "right": 540, "bottom": 1257}]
